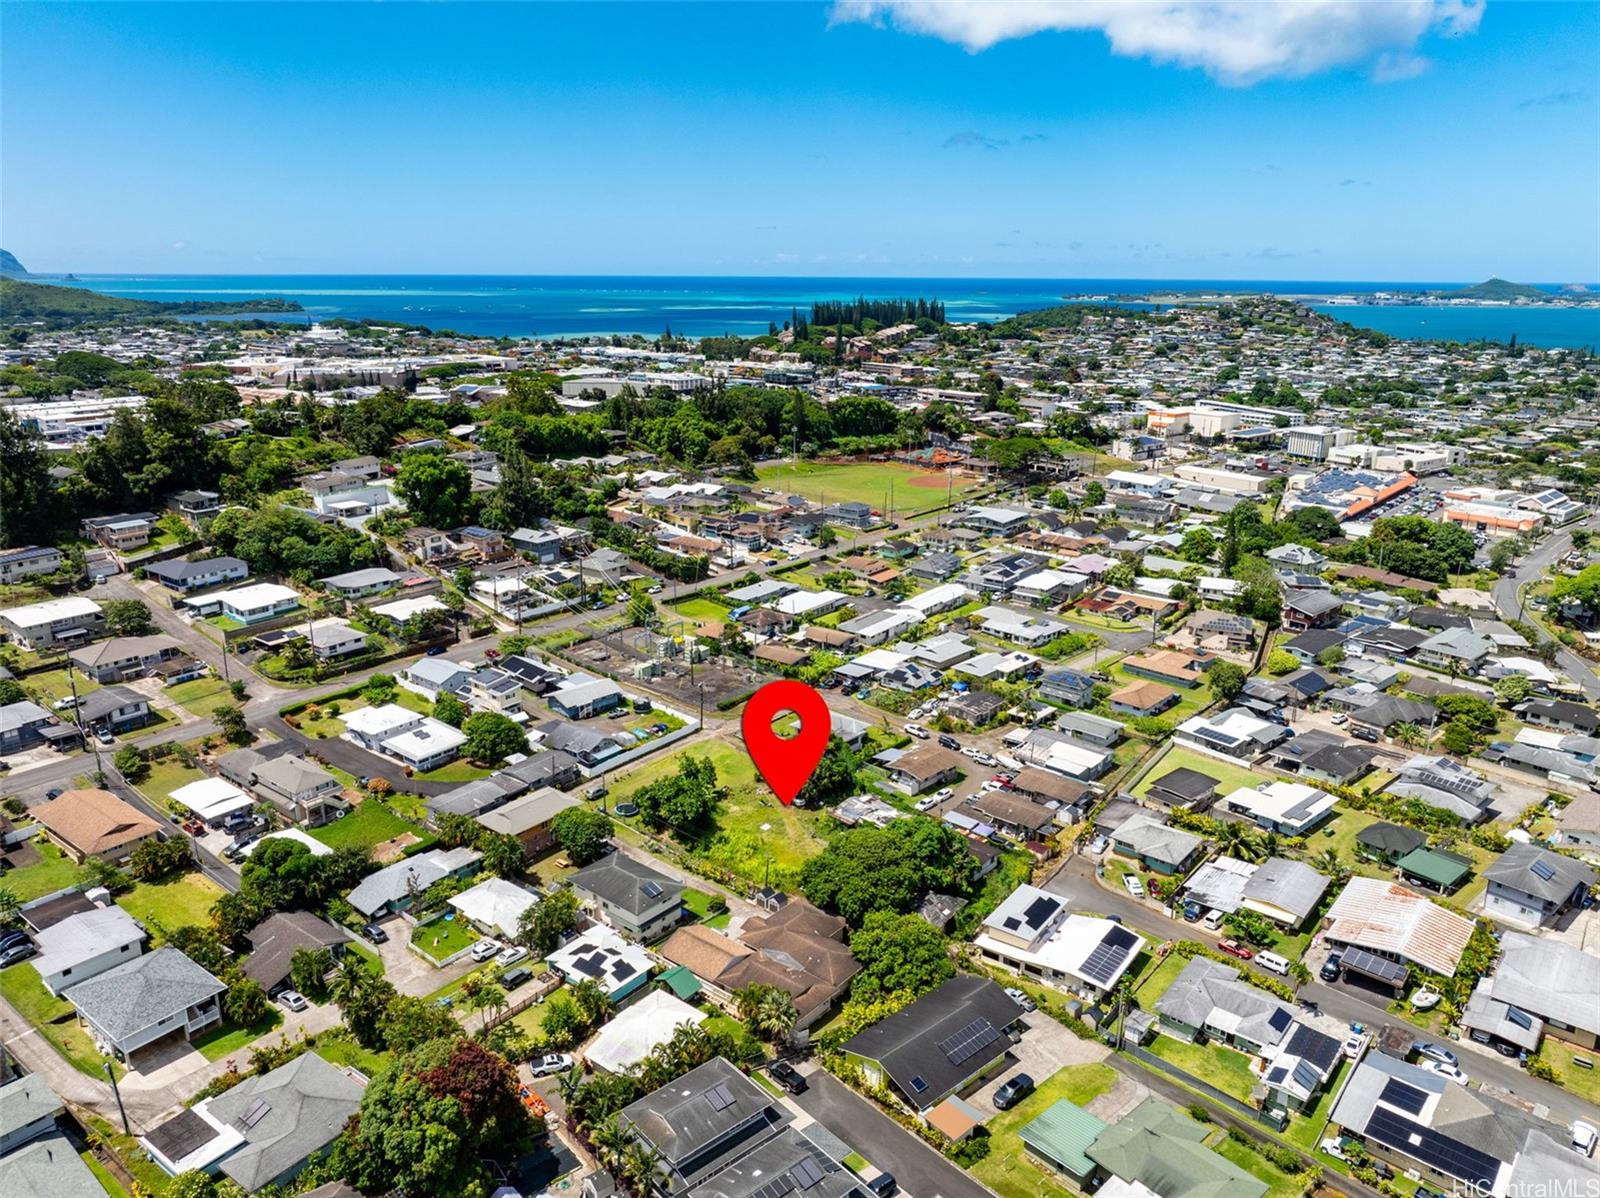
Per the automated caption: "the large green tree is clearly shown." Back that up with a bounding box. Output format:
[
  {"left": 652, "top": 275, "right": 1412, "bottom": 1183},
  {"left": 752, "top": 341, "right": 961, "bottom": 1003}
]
[
  {"left": 396, "top": 453, "right": 472, "bottom": 529},
  {"left": 0, "top": 409, "right": 52, "bottom": 545},
  {"left": 463, "top": 711, "right": 529, "bottom": 764},
  {"left": 848, "top": 910, "right": 954, "bottom": 1001}
]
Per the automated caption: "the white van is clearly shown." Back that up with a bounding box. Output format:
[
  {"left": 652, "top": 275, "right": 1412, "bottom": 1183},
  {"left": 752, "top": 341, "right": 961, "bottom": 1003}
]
[
  {"left": 1202, "top": 910, "right": 1225, "bottom": 931},
  {"left": 1256, "top": 951, "right": 1291, "bottom": 976}
]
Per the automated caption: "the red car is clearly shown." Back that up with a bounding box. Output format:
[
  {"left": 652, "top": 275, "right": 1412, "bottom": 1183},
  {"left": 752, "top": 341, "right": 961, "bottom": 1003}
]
[{"left": 1218, "top": 939, "right": 1254, "bottom": 960}]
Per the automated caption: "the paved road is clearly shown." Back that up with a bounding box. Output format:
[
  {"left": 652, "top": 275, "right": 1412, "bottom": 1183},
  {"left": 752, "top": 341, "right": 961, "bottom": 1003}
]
[
  {"left": 1490, "top": 515, "right": 1600, "bottom": 700},
  {"left": 1041, "top": 854, "right": 1597, "bottom": 1127},
  {"left": 792, "top": 1066, "right": 991, "bottom": 1198}
]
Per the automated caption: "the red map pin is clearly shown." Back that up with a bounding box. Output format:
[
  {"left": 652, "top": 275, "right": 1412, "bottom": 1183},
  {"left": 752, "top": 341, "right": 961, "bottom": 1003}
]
[{"left": 741, "top": 680, "right": 832, "bottom": 806}]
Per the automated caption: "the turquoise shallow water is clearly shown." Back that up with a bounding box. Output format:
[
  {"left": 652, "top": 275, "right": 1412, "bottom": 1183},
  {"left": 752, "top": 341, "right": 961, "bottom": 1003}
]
[{"left": 52, "top": 273, "right": 1600, "bottom": 348}]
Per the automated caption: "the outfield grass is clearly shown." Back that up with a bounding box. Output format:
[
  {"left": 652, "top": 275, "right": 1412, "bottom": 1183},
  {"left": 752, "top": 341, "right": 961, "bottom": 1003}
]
[
  {"left": 607, "top": 738, "right": 830, "bottom": 890},
  {"left": 1, "top": 839, "right": 89, "bottom": 902},
  {"left": 311, "top": 800, "right": 428, "bottom": 852},
  {"left": 754, "top": 460, "right": 983, "bottom": 517},
  {"left": 1133, "top": 745, "right": 1273, "bottom": 802},
  {"left": 118, "top": 872, "right": 225, "bottom": 937},
  {"left": 969, "top": 1063, "right": 1119, "bottom": 1198},
  {"left": 0, "top": 963, "right": 121, "bottom": 1078}
]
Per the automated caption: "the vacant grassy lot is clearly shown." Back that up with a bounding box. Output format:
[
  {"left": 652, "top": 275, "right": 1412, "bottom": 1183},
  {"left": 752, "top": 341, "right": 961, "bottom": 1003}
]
[
  {"left": 671, "top": 597, "right": 730, "bottom": 633},
  {"left": 166, "top": 676, "right": 237, "bottom": 717},
  {"left": 0, "top": 962, "right": 120, "bottom": 1077},
  {"left": 1133, "top": 745, "right": 1271, "bottom": 802},
  {"left": 311, "top": 800, "right": 429, "bottom": 852},
  {"left": 413, "top": 914, "right": 479, "bottom": 962},
  {"left": 970, "top": 1062, "right": 1118, "bottom": 1198},
  {"left": 414, "top": 759, "right": 493, "bottom": 783},
  {"left": 1148, "top": 1031, "right": 1261, "bottom": 1102},
  {"left": 608, "top": 737, "right": 830, "bottom": 890},
  {"left": 138, "top": 749, "right": 211, "bottom": 806},
  {"left": 754, "top": 460, "right": 983, "bottom": 516},
  {"left": 118, "top": 872, "right": 225, "bottom": 936},
  {"left": 1, "top": 839, "right": 89, "bottom": 902},
  {"left": 22, "top": 667, "right": 102, "bottom": 707}
]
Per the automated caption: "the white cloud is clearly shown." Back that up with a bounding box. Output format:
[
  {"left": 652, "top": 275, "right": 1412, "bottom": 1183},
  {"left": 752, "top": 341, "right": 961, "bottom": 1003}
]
[{"left": 829, "top": 0, "right": 1484, "bottom": 84}]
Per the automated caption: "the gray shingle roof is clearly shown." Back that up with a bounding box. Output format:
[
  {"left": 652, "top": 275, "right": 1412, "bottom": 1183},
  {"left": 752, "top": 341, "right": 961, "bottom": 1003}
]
[
  {"left": 63, "top": 946, "right": 225, "bottom": 1042},
  {"left": 570, "top": 853, "right": 681, "bottom": 915},
  {"left": 1154, "top": 956, "right": 1296, "bottom": 1048},
  {"left": 1241, "top": 857, "right": 1331, "bottom": 923},
  {"left": 1483, "top": 844, "right": 1596, "bottom": 903},
  {"left": 206, "top": 1052, "right": 364, "bottom": 1190}
]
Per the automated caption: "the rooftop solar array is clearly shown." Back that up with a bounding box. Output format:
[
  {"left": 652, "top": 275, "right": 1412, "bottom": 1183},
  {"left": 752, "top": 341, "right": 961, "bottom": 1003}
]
[
  {"left": 705, "top": 1082, "right": 737, "bottom": 1112},
  {"left": 1265, "top": 1066, "right": 1287, "bottom": 1084},
  {"left": 1380, "top": 1077, "right": 1429, "bottom": 1116},
  {"left": 1267, "top": 1008, "right": 1293, "bottom": 1035},
  {"left": 791, "top": 1158, "right": 827, "bottom": 1190},
  {"left": 1078, "top": 924, "right": 1140, "bottom": 986},
  {"left": 1506, "top": 1006, "right": 1533, "bottom": 1029},
  {"left": 938, "top": 1017, "right": 1001, "bottom": 1067},
  {"left": 147, "top": 1109, "right": 220, "bottom": 1162},
  {"left": 1530, "top": 859, "right": 1556, "bottom": 882},
  {"left": 1022, "top": 895, "right": 1060, "bottom": 929},
  {"left": 642, "top": 880, "right": 666, "bottom": 899},
  {"left": 1338, "top": 946, "right": 1408, "bottom": 985},
  {"left": 751, "top": 1175, "right": 796, "bottom": 1198},
  {"left": 1365, "top": 1108, "right": 1499, "bottom": 1190},
  {"left": 1291, "top": 1060, "right": 1322, "bottom": 1093}
]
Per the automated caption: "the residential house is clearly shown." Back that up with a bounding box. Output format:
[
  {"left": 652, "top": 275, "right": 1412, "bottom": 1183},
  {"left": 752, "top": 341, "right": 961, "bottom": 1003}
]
[
  {"left": 1217, "top": 780, "right": 1337, "bottom": 836},
  {"left": 33, "top": 905, "right": 146, "bottom": 996},
  {"left": 1145, "top": 766, "right": 1220, "bottom": 811},
  {"left": 68, "top": 634, "right": 185, "bottom": 682},
  {"left": 1110, "top": 813, "right": 1202, "bottom": 875},
  {"left": 1396, "top": 846, "right": 1475, "bottom": 894},
  {"left": 0, "top": 596, "right": 105, "bottom": 650},
  {"left": 1039, "top": 668, "right": 1095, "bottom": 708},
  {"left": 77, "top": 685, "right": 153, "bottom": 734},
  {"left": 547, "top": 925, "right": 655, "bottom": 1002},
  {"left": 86, "top": 512, "right": 154, "bottom": 552},
  {"left": 973, "top": 884, "right": 1144, "bottom": 996},
  {"left": 33, "top": 788, "right": 161, "bottom": 863},
  {"left": 401, "top": 656, "right": 473, "bottom": 700},
  {"left": 1384, "top": 755, "right": 1496, "bottom": 824},
  {"left": 1414, "top": 627, "right": 1495, "bottom": 673},
  {"left": 346, "top": 847, "right": 482, "bottom": 919},
  {"left": 1175, "top": 709, "right": 1291, "bottom": 760},
  {"left": 883, "top": 744, "right": 963, "bottom": 795},
  {"left": 319, "top": 567, "right": 404, "bottom": 598},
  {"left": 959, "top": 791, "right": 1057, "bottom": 843},
  {"left": 1121, "top": 648, "right": 1214, "bottom": 689},
  {"left": 214, "top": 582, "right": 302, "bottom": 624},
  {"left": 1355, "top": 822, "right": 1426, "bottom": 864},
  {"left": 1481, "top": 844, "right": 1596, "bottom": 929},
  {"left": 240, "top": 911, "right": 348, "bottom": 995},
  {"left": 1462, "top": 932, "right": 1600, "bottom": 1051},
  {"left": 1322, "top": 876, "right": 1476, "bottom": 980},
  {"left": 305, "top": 618, "right": 367, "bottom": 660},
  {"left": 841, "top": 975, "right": 1023, "bottom": 1111},
  {"left": 144, "top": 556, "right": 249, "bottom": 593},
  {"left": 569, "top": 852, "right": 683, "bottom": 941},
  {"left": 448, "top": 876, "right": 541, "bottom": 940},
  {"left": 475, "top": 786, "right": 580, "bottom": 852},
  {"left": 140, "top": 1053, "right": 363, "bottom": 1191},
  {"left": 1281, "top": 590, "right": 1345, "bottom": 633},
  {"left": 548, "top": 675, "right": 625, "bottom": 720},
  {"left": 0, "top": 546, "right": 62, "bottom": 585},
  {"left": 250, "top": 755, "right": 347, "bottom": 826},
  {"left": 1085, "top": 1098, "right": 1268, "bottom": 1198},
  {"left": 1107, "top": 680, "right": 1179, "bottom": 717},
  {"left": 1239, "top": 858, "right": 1331, "bottom": 928},
  {"left": 64, "top": 946, "right": 225, "bottom": 1066},
  {"left": 1155, "top": 956, "right": 1297, "bottom": 1055},
  {"left": 1517, "top": 698, "right": 1599, "bottom": 736},
  {"left": 0, "top": 700, "right": 57, "bottom": 753}
]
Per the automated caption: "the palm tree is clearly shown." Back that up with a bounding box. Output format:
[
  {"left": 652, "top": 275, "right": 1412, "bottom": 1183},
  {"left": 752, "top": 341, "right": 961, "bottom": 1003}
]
[
  {"left": 589, "top": 1115, "right": 632, "bottom": 1172},
  {"left": 1287, "top": 960, "right": 1311, "bottom": 989},
  {"left": 623, "top": 1141, "right": 664, "bottom": 1195},
  {"left": 558, "top": 1063, "right": 585, "bottom": 1107},
  {"left": 1259, "top": 831, "right": 1282, "bottom": 862},
  {"left": 573, "top": 979, "right": 613, "bottom": 1027},
  {"left": 750, "top": 988, "right": 798, "bottom": 1043},
  {"left": 468, "top": 982, "right": 506, "bottom": 1033},
  {"left": 328, "top": 954, "right": 369, "bottom": 1008},
  {"left": 1215, "top": 821, "right": 1252, "bottom": 861}
]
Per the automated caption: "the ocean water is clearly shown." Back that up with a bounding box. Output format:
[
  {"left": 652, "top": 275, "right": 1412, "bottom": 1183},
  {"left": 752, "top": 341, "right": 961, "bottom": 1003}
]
[{"left": 54, "top": 273, "right": 1600, "bottom": 349}]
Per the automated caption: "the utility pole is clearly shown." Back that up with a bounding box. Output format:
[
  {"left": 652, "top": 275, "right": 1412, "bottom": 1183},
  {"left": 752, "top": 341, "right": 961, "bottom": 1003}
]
[{"left": 104, "top": 1061, "right": 130, "bottom": 1135}]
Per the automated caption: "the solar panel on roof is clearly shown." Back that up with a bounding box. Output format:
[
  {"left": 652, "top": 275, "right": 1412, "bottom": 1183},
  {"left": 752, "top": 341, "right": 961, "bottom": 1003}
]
[
  {"left": 1002, "top": 917, "right": 1021, "bottom": 930},
  {"left": 1267, "top": 1008, "right": 1293, "bottom": 1034},
  {"left": 642, "top": 880, "right": 666, "bottom": 899},
  {"left": 937, "top": 1017, "right": 1001, "bottom": 1066},
  {"left": 752, "top": 1176, "right": 796, "bottom": 1198},
  {"left": 909, "top": 1076, "right": 927, "bottom": 1093},
  {"left": 1022, "top": 895, "right": 1060, "bottom": 928},
  {"left": 1530, "top": 859, "right": 1556, "bottom": 882},
  {"left": 1507, "top": 1006, "right": 1533, "bottom": 1029},
  {"left": 792, "top": 1159, "right": 827, "bottom": 1190},
  {"left": 575, "top": 956, "right": 604, "bottom": 978},
  {"left": 1265, "top": 1066, "right": 1288, "bottom": 1084},
  {"left": 1291, "top": 1060, "right": 1322, "bottom": 1093},
  {"left": 1380, "top": 1078, "right": 1429, "bottom": 1116},
  {"left": 704, "top": 1082, "right": 737, "bottom": 1111},
  {"left": 1364, "top": 1108, "right": 1500, "bottom": 1190},
  {"left": 1103, "top": 925, "right": 1138, "bottom": 951},
  {"left": 239, "top": 1099, "right": 272, "bottom": 1129},
  {"left": 613, "top": 962, "right": 636, "bottom": 980}
]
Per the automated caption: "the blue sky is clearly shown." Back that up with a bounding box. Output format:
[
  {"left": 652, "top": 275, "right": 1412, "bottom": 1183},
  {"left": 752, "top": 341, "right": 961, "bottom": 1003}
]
[{"left": 3, "top": 1, "right": 1596, "bottom": 280}]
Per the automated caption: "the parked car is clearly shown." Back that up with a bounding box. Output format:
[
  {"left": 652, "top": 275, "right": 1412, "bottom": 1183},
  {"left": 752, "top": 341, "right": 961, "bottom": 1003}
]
[
  {"left": 471, "top": 938, "right": 501, "bottom": 962},
  {"left": 972, "top": 752, "right": 999, "bottom": 767},
  {"left": 931, "top": 786, "right": 955, "bottom": 802},
  {"left": 0, "top": 942, "right": 37, "bottom": 967},
  {"left": 51, "top": 696, "right": 79, "bottom": 711},
  {"left": 279, "top": 989, "right": 308, "bottom": 1012},
  {"left": 865, "top": 1174, "right": 897, "bottom": 1198},
  {"left": 960, "top": 746, "right": 985, "bottom": 760},
  {"left": 44, "top": 789, "right": 62, "bottom": 799},
  {"left": 363, "top": 923, "right": 389, "bottom": 944},
  {"left": 914, "top": 794, "right": 942, "bottom": 812},
  {"left": 1217, "top": 939, "right": 1253, "bottom": 960},
  {"left": 425, "top": 644, "right": 448, "bottom": 656},
  {"left": 1123, "top": 875, "right": 1146, "bottom": 899},
  {"left": 1329, "top": 712, "right": 1347, "bottom": 725},
  {"left": 1351, "top": 725, "right": 1379, "bottom": 743},
  {"left": 1319, "top": 1138, "right": 1349, "bottom": 1162},
  {"left": 647, "top": 584, "right": 664, "bottom": 595},
  {"left": 530, "top": 1053, "right": 574, "bottom": 1076},
  {"left": 993, "top": 1073, "right": 1035, "bottom": 1110},
  {"left": 1573, "top": 1120, "right": 1598, "bottom": 1158},
  {"left": 0, "top": 930, "right": 31, "bottom": 953},
  {"left": 1422, "top": 1060, "right": 1469, "bottom": 1086},
  {"left": 768, "top": 1061, "right": 808, "bottom": 1094},
  {"left": 937, "top": 734, "right": 960, "bottom": 750},
  {"left": 904, "top": 723, "right": 930, "bottom": 739},
  {"left": 95, "top": 728, "right": 115, "bottom": 745},
  {"left": 1320, "top": 954, "right": 1343, "bottom": 982},
  {"left": 1004, "top": 987, "right": 1036, "bottom": 1012},
  {"left": 1087, "top": 833, "right": 1110, "bottom": 855},
  {"left": 1182, "top": 902, "right": 1202, "bottom": 922},
  {"left": 1415, "top": 1042, "right": 1458, "bottom": 1068},
  {"left": 496, "top": 945, "right": 529, "bottom": 968},
  {"left": 222, "top": 834, "right": 260, "bottom": 861},
  {"left": 499, "top": 966, "right": 533, "bottom": 989},
  {"left": 585, "top": 783, "right": 608, "bottom": 801},
  {"left": 1343, "top": 1032, "right": 1369, "bottom": 1060}
]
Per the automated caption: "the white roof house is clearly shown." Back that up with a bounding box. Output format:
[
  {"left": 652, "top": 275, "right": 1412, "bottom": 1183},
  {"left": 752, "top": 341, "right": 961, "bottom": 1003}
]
[
  {"left": 170, "top": 777, "right": 254, "bottom": 822},
  {"left": 343, "top": 703, "right": 424, "bottom": 748},
  {"left": 383, "top": 718, "right": 468, "bottom": 770},
  {"left": 448, "top": 877, "right": 539, "bottom": 938},
  {"left": 546, "top": 925, "right": 654, "bottom": 999},
  {"left": 974, "top": 884, "right": 1145, "bottom": 995},
  {"left": 213, "top": 583, "right": 300, "bottom": 619},
  {"left": 899, "top": 583, "right": 973, "bottom": 616},
  {"left": 0, "top": 596, "right": 102, "bottom": 631},
  {"left": 771, "top": 589, "right": 847, "bottom": 618},
  {"left": 371, "top": 595, "right": 448, "bottom": 624},
  {"left": 1217, "top": 780, "right": 1338, "bottom": 836},
  {"left": 33, "top": 905, "right": 146, "bottom": 996},
  {"left": 585, "top": 989, "right": 707, "bottom": 1074}
]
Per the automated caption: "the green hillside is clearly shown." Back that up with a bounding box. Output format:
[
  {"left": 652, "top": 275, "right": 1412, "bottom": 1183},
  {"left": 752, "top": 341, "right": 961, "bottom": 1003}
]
[
  {"left": 1440, "top": 277, "right": 1548, "bottom": 301},
  {"left": 0, "top": 277, "right": 302, "bottom": 328},
  {"left": 0, "top": 250, "right": 29, "bottom": 277}
]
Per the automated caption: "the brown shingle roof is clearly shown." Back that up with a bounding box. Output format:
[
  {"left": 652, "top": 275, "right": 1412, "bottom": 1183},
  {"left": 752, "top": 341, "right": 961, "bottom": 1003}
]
[{"left": 33, "top": 789, "right": 160, "bottom": 855}]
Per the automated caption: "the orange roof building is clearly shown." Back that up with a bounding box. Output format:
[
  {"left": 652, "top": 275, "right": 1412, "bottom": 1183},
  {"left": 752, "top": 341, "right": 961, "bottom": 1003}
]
[{"left": 33, "top": 788, "right": 161, "bottom": 863}]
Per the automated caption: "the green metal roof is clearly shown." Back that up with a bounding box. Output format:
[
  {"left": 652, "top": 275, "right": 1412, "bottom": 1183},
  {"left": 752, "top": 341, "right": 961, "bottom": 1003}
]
[
  {"left": 1019, "top": 1100, "right": 1108, "bottom": 1177},
  {"left": 1395, "top": 846, "right": 1474, "bottom": 888},
  {"left": 657, "top": 964, "right": 702, "bottom": 999}
]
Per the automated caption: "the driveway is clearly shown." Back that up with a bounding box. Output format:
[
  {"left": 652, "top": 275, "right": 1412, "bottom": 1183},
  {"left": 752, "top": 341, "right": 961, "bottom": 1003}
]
[
  {"left": 791, "top": 1067, "right": 990, "bottom": 1198},
  {"left": 963, "top": 1010, "right": 1109, "bottom": 1118},
  {"left": 363, "top": 918, "right": 480, "bottom": 996}
]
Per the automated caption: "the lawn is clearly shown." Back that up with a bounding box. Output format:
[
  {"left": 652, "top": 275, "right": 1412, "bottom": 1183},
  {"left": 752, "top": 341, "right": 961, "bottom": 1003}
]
[
  {"left": 1133, "top": 746, "right": 1271, "bottom": 802},
  {"left": 22, "top": 667, "right": 102, "bottom": 706},
  {"left": 192, "top": 1010, "right": 284, "bottom": 1062},
  {"left": 509, "top": 996, "right": 558, "bottom": 1039},
  {"left": 1105, "top": 662, "right": 1213, "bottom": 722},
  {"left": 137, "top": 749, "right": 211, "bottom": 806},
  {"left": 0, "top": 839, "right": 88, "bottom": 901},
  {"left": 1308, "top": 808, "right": 1382, "bottom": 874},
  {"left": 1134, "top": 951, "right": 1191, "bottom": 1006},
  {"left": 0, "top": 963, "right": 121, "bottom": 1078},
  {"left": 291, "top": 700, "right": 357, "bottom": 739},
  {"left": 1148, "top": 1032, "right": 1261, "bottom": 1103},
  {"left": 412, "top": 914, "right": 480, "bottom": 962},
  {"left": 969, "top": 1063, "right": 1118, "bottom": 1198},
  {"left": 607, "top": 738, "right": 830, "bottom": 890},
  {"left": 414, "top": 759, "right": 494, "bottom": 783},
  {"left": 682, "top": 888, "right": 732, "bottom": 928},
  {"left": 311, "top": 799, "right": 430, "bottom": 852},
  {"left": 80, "top": 1150, "right": 132, "bottom": 1198},
  {"left": 1534, "top": 1038, "right": 1600, "bottom": 1105},
  {"left": 166, "top": 676, "right": 237, "bottom": 717},
  {"left": 117, "top": 872, "right": 225, "bottom": 936},
  {"left": 315, "top": 1028, "right": 391, "bottom": 1077},
  {"left": 1283, "top": 1059, "right": 1348, "bottom": 1150},
  {"left": 671, "top": 597, "right": 730, "bottom": 631},
  {"left": 753, "top": 460, "right": 983, "bottom": 517},
  {"left": 1211, "top": 1134, "right": 1302, "bottom": 1198}
]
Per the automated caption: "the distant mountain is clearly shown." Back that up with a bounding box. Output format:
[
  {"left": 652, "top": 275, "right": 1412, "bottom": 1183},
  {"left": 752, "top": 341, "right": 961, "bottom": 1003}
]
[
  {"left": 0, "top": 250, "right": 29, "bottom": 277},
  {"left": 1439, "top": 277, "right": 1549, "bottom": 301},
  {"left": 0, "top": 278, "right": 303, "bottom": 328}
]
